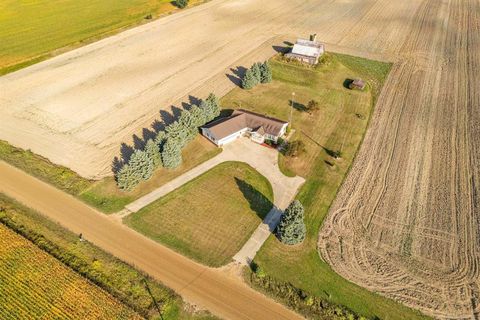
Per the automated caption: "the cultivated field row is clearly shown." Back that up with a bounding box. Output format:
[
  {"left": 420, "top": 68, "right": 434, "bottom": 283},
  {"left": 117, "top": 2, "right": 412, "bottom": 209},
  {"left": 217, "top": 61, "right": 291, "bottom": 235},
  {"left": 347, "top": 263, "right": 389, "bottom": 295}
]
[{"left": 320, "top": 0, "right": 480, "bottom": 318}]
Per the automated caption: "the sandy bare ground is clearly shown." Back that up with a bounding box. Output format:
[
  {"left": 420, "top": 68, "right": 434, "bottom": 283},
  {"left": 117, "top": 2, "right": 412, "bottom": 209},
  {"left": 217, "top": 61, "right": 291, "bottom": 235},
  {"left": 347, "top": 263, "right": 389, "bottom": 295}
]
[{"left": 1, "top": 0, "right": 479, "bottom": 318}]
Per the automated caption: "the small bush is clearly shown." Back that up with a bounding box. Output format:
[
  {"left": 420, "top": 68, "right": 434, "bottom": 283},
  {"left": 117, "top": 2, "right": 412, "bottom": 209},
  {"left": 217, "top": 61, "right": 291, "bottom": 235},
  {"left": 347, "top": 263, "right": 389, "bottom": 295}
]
[
  {"left": 175, "top": 0, "right": 188, "bottom": 9},
  {"left": 284, "top": 140, "right": 305, "bottom": 158}
]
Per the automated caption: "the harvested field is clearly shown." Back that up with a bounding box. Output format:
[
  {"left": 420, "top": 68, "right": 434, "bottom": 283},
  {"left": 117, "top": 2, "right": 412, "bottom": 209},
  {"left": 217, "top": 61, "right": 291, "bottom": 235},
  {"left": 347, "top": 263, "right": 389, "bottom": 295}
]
[
  {"left": 1, "top": 0, "right": 479, "bottom": 318},
  {"left": 319, "top": 0, "right": 480, "bottom": 319},
  {"left": 0, "top": 224, "right": 141, "bottom": 319}
]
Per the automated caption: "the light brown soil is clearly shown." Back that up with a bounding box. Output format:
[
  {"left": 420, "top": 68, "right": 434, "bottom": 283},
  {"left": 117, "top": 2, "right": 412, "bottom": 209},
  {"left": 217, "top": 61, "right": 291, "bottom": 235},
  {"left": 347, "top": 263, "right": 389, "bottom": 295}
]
[
  {"left": 0, "top": 0, "right": 413, "bottom": 179},
  {"left": 318, "top": 0, "right": 480, "bottom": 319},
  {"left": 1, "top": 0, "right": 479, "bottom": 318}
]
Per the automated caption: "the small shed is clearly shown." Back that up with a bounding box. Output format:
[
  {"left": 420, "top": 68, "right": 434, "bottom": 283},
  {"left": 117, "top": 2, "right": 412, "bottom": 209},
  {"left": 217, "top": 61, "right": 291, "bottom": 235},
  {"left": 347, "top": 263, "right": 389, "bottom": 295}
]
[{"left": 349, "top": 79, "right": 366, "bottom": 91}]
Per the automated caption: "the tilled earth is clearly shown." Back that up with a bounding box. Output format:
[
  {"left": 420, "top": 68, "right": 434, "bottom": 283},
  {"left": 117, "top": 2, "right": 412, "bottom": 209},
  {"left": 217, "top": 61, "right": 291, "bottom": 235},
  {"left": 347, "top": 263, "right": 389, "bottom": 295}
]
[{"left": 1, "top": 0, "right": 479, "bottom": 318}]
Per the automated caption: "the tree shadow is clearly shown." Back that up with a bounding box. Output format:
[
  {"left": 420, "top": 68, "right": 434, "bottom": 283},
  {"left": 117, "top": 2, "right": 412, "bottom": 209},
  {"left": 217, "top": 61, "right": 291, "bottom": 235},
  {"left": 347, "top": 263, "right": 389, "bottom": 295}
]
[
  {"left": 151, "top": 119, "right": 165, "bottom": 133},
  {"left": 120, "top": 143, "right": 134, "bottom": 163},
  {"left": 343, "top": 78, "right": 354, "bottom": 89},
  {"left": 219, "top": 108, "right": 234, "bottom": 118},
  {"left": 235, "top": 178, "right": 273, "bottom": 220},
  {"left": 289, "top": 100, "right": 307, "bottom": 112},
  {"left": 111, "top": 156, "right": 123, "bottom": 175},
  {"left": 112, "top": 95, "right": 203, "bottom": 174},
  {"left": 159, "top": 109, "right": 176, "bottom": 125},
  {"left": 283, "top": 41, "right": 294, "bottom": 47},
  {"left": 226, "top": 66, "right": 247, "bottom": 87},
  {"left": 272, "top": 45, "right": 290, "bottom": 54}
]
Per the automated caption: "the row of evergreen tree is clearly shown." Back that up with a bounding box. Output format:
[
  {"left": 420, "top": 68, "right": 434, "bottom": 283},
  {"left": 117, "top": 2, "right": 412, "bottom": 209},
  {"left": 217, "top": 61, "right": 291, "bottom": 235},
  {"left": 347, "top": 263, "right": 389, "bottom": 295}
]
[
  {"left": 242, "top": 61, "right": 272, "bottom": 90},
  {"left": 116, "top": 94, "right": 220, "bottom": 191}
]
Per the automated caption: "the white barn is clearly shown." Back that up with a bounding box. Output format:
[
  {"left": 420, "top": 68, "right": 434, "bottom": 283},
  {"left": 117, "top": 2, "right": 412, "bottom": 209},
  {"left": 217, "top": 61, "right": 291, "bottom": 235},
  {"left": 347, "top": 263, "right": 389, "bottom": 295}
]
[{"left": 285, "top": 37, "right": 325, "bottom": 65}]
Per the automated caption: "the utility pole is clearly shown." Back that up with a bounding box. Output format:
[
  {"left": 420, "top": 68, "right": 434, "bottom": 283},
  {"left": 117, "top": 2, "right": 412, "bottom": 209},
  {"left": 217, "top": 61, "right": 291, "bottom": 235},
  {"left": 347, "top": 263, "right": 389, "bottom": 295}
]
[{"left": 290, "top": 92, "right": 295, "bottom": 128}]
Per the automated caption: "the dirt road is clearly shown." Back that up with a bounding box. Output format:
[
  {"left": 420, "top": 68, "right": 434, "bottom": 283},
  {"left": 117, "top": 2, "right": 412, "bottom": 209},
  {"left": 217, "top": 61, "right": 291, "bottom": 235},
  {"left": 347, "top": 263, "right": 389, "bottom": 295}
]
[{"left": 0, "top": 161, "right": 303, "bottom": 320}]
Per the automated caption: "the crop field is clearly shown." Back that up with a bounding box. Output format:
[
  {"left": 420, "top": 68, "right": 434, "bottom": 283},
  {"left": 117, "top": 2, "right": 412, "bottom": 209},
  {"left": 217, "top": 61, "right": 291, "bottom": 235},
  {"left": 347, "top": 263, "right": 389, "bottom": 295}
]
[
  {"left": 125, "top": 162, "right": 273, "bottom": 267},
  {"left": 0, "top": 0, "right": 205, "bottom": 74},
  {"left": 0, "top": 224, "right": 140, "bottom": 319}
]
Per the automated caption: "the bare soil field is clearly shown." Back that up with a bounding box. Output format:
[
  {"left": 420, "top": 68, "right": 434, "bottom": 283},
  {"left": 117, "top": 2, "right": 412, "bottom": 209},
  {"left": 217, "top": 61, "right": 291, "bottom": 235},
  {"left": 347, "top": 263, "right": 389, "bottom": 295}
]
[
  {"left": 0, "top": 0, "right": 416, "bottom": 179},
  {"left": 318, "top": 0, "right": 480, "bottom": 319},
  {"left": 1, "top": 0, "right": 479, "bottom": 318}
]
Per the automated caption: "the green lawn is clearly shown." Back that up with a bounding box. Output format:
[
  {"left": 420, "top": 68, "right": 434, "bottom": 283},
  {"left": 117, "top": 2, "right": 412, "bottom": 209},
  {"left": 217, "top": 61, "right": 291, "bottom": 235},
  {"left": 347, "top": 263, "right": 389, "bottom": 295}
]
[
  {"left": 0, "top": 136, "right": 220, "bottom": 213},
  {"left": 125, "top": 162, "right": 273, "bottom": 267},
  {"left": 222, "top": 54, "right": 429, "bottom": 319},
  {"left": 0, "top": 0, "right": 206, "bottom": 75},
  {"left": 0, "top": 193, "right": 217, "bottom": 320}
]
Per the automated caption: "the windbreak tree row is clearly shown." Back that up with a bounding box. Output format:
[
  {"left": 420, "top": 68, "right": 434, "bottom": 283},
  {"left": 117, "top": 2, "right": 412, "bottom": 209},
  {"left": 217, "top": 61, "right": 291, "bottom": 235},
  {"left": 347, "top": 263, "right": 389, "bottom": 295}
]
[{"left": 116, "top": 93, "right": 220, "bottom": 191}]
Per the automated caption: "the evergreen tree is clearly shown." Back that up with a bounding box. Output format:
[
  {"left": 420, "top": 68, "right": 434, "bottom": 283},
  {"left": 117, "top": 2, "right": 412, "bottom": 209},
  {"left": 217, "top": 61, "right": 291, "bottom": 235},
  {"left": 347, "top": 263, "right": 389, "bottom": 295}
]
[
  {"left": 145, "top": 138, "right": 162, "bottom": 169},
  {"left": 128, "top": 149, "right": 154, "bottom": 180},
  {"left": 161, "top": 138, "right": 183, "bottom": 169},
  {"left": 206, "top": 93, "right": 220, "bottom": 119},
  {"left": 116, "top": 164, "right": 141, "bottom": 191},
  {"left": 276, "top": 200, "right": 306, "bottom": 245},
  {"left": 251, "top": 62, "right": 262, "bottom": 84},
  {"left": 175, "top": 0, "right": 188, "bottom": 8},
  {"left": 165, "top": 121, "right": 188, "bottom": 148},
  {"left": 242, "top": 68, "right": 257, "bottom": 90},
  {"left": 190, "top": 104, "right": 207, "bottom": 128},
  {"left": 154, "top": 130, "right": 166, "bottom": 147},
  {"left": 260, "top": 61, "right": 272, "bottom": 83},
  {"left": 178, "top": 109, "right": 197, "bottom": 142}
]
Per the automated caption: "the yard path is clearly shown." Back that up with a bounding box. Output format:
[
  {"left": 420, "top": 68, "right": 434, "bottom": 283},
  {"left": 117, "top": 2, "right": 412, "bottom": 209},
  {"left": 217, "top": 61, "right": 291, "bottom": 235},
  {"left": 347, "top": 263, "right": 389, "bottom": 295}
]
[
  {"left": 119, "top": 138, "right": 304, "bottom": 215},
  {"left": 0, "top": 160, "right": 304, "bottom": 320},
  {"left": 117, "top": 138, "right": 305, "bottom": 264}
]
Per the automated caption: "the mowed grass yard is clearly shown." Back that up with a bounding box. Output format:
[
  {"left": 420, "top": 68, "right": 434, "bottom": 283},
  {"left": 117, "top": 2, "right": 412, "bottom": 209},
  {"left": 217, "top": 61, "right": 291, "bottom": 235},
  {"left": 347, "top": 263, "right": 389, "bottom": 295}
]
[
  {"left": 0, "top": 224, "right": 141, "bottom": 320},
  {"left": 0, "top": 0, "right": 205, "bottom": 75},
  {"left": 0, "top": 136, "right": 220, "bottom": 213},
  {"left": 125, "top": 162, "right": 273, "bottom": 267},
  {"left": 222, "top": 55, "right": 428, "bottom": 319}
]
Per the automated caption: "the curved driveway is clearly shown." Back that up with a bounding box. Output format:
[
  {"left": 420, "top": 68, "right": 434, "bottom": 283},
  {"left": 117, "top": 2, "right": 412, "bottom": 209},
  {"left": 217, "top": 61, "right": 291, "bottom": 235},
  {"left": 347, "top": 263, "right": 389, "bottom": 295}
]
[{"left": 0, "top": 160, "right": 303, "bottom": 320}]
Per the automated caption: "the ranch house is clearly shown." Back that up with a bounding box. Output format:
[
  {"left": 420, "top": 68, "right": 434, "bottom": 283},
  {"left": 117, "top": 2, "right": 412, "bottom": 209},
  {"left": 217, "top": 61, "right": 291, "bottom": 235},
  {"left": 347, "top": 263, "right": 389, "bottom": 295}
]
[
  {"left": 285, "top": 36, "right": 325, "bottom": 65},
  {"left": 201, "top": 109, "right": 288, "bottom": 147}
]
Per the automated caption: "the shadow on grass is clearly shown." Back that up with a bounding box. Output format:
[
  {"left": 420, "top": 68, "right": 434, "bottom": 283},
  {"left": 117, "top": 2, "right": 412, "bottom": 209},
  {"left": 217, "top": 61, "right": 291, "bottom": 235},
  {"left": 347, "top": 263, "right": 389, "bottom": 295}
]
[
  {"left": 235, "top": 178, "right": 273, "bottom": 220},
  {"left": 343, "top": 78, "right": 354, "bottom": 89},
  {"left": 289, "top": 100, "right": 307, "bottom": 112}
]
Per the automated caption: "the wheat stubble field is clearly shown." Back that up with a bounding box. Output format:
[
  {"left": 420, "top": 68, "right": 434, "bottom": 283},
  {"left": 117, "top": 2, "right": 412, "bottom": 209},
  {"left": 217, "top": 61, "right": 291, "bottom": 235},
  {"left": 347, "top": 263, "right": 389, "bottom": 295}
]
[{"left": 1, "top": 0, "right": 479, "bottom": 318}]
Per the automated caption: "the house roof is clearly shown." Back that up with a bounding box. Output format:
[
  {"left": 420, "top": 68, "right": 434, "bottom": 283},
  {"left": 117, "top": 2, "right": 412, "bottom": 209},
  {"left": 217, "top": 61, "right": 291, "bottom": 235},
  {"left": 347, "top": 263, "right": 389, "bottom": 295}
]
[
  {"left": 203, "top": 109, "right": 287, "bottom": 140},
  {"left": 291, "top": 39, "right": 324, "bottom": 58}
]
